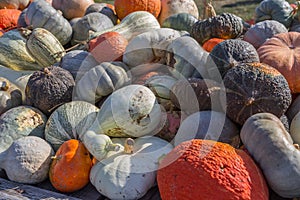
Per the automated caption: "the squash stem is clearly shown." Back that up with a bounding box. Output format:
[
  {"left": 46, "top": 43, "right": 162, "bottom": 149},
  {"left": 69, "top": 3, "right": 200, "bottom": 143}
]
[
  {"left": 106, "top": 143, "right": 120, "bottom": 152},
  {"left": 124, "top": 138, "right": 135, "bottom": 154},
  {"left": 0, "top": 81, "right": 9, "bottom": 91}
]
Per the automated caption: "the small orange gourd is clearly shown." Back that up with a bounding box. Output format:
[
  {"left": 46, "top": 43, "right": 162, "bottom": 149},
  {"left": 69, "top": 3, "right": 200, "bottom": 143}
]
[
  {"left": 202, "top": 38, "right": 225, "bottom": 52},
  {"left": 0, "top": 9, "right": 21, "bottom": 32},
  {"left": 49, "top": 139, "right": 93, "bottom": 193}
]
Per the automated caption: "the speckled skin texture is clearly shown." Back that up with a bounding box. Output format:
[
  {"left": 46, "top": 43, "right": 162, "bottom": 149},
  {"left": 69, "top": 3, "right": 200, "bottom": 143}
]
[{"left": 157, "top": 139, "right": 269, "bottom": 200}]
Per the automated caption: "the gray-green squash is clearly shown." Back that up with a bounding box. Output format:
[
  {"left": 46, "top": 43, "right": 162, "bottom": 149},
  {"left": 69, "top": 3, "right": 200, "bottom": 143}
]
[
  {"left": 162, "top": 13, "right": 198, "bottom": 33},
  {"left": 85, "top": 3, "right": 118, "bottom": 25}
]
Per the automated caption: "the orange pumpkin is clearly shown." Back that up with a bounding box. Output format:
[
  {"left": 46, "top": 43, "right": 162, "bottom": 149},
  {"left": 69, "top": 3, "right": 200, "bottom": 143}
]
[
  {"left": 49, "top": 139, "right": 93, "bottom": 193},
  {"left": 202, "top": 37, "right": 225, "bottom": 52},
  {"left": 157, "top": 139, "right": 269, "bottom": 200},
  {"left": 89, "top": 31, "right": 128, "bottom": 63},
  {"left": 114, "top": 0, "right": 161, "bottom": 20},
  {"left": 0, "top": 9, "right": 21, "bottom": 31},
  {"left": 257, "top": 32, "right": 300, "bottom": 94}
]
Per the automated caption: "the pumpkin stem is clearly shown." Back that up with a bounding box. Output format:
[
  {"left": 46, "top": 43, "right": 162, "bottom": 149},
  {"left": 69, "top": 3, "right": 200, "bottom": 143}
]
[
  {"left": 245, "top": 97, "right": 255, "bottom": 106},
  {"left": 203, "top": 0, "right": 216, "bottom": 19},
  {"left": 18, "top": 27, "right": 32, "bottom": 39},
  {"left": 0, "top": 81, "right": 9, "bottom": 91},
  {"left": 294, "top": 144, "right": 300, "bottom": 150},
  {"left": 124, "top": 138, "right": 135, "bottom": 154},
  {"left": 43, "top": 67, "right": 51, "bottom": 75},
  {"left": 106, "top": 143, "right": 121, "bottom": 152},
  {"left": 51, "top": 155, "right": 62, "bottom": 160}
]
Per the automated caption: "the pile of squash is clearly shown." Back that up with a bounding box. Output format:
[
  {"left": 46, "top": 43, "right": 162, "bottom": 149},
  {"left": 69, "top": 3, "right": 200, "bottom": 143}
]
[{"left": 1, "top": 0, "right": 300, "bottom": 199}]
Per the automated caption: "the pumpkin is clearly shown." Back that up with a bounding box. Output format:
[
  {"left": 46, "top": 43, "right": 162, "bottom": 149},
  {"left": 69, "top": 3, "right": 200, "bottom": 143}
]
[
  {"left": 166, "top": 36, "right": 209, "bottom": 79},
  {"left": 74, "top": 61, "right": 130, "bottom": 104},
  {"left": 17, "top": 8, "right": 27, "bottom": 28},
  {"left": 0, "top": 29, "right": 40, "bottom": 71},
  {"left": 207, "top": 39, "right": 260, "bottom": 79},
  {"left": 157, "top": 139, "right": 269, "bottom": 199},
  {"left": 161, "top": 13, "right": 198, "bottom": 33},
  {"left": 0, "top": 0, "right": 29, "bottom": 10},
  {"left": 0, "top": 77, "right": 22, "bottom": 115},
  {"left": 241, "top": 112, "right": 300, "bottom": 198},
  {"left": 290, "top": 111, "right": 300, "bottom": 144},
  {"left": 123, "top": 28, "right": 182, "bottom": 68},
  {"left": 52, "top": 0, "right": 94, "bottom": 20},
  {"left": 49, "top": 139, "right": 93, "bottom": 193},
  {"left": 25, "top": 0, "right": 72, "bottom": 45},
  {"left": 86, "top": 84, "right": 164, "bottom": 137},
  {"left": 90, "top": 136, "right": 173, "bottom": 200},
  {"left": 255, "top": 0, "right": 293, "bottom": 28},
  {"left": 223, "top": 62, "right": 292, "bottom": 125},
  {"left": 59, "top": 50, "right": 99, "bottom": 81},
  {"left": 243, "top": 20, "right": 288, "bottom": 49},
  {"left": 286, "top": 94, "right": 300, "bottom": 121},
  {"left": 45, "top": 101, "right": 99, "bottom": 151},
  {"left": 85, "top": 3, "right": 118, "bottom": 25},
  {"left": 0, "top": 136, "right": 54, "bottom": 184},
  {"left": 20, "top": 27, "right": 66, "bottom": 68},
  {"left": 114, "top": 0, "right": 161, "bottom": 20},
  {"left": 0, "top": 105, "right": 47, "bottom": 153},
  {"left": 257, "top": 32, "right": 300, "bottom": 94},
  {"left": 0, "top": 9, "right": 21, "bottom": 32},
  {"left": 191, "top": 13, "right": 243, "bottom": 45},
  {"left": 202, "top": 38, "right": 225, "bottom": 52},
  {"left": 25, "top": 66, "right": 75, "bottom": 116},
  {"left": 89, "top": 31, "right": 128, "bottom": 63},
  {"left": 158, "top": 0, "right": 199, "bottom": 25}
]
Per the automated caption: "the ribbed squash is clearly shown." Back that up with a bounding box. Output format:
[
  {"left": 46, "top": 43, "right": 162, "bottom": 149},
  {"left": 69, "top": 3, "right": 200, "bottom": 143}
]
[{"left": 162, "top": 13, "right": 198, "bottom": 33}]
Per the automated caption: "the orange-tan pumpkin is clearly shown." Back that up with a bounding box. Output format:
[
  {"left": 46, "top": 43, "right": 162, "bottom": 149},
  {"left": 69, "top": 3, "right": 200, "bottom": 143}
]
[
  {"left": 202, "top": 38, "right": 225, "bottom": 52},
  {"left": 0, "top": 8, "right": 21, "bottom": 32}
]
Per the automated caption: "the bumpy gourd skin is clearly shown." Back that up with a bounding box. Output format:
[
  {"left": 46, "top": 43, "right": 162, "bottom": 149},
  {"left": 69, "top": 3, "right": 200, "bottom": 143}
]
[{"left": 191, "top": 13, "right": 243, "bottom": 45}]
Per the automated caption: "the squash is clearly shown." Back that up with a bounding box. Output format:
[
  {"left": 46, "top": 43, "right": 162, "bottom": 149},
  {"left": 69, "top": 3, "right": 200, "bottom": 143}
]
[
  {"left": 162, "top": 13, "right": 198, "bottom": 33},
  {"left": 123, "top": 28, "right": 181, "bottom": 68},
  {"left": 45, "top": 101, "right": 99, "bottom": 151},
  {"left": 157, "top": 139, "right": 269, "bottom": 199},
  {"left": 286, "top": 94, "right": 300, "bottom": 121},
  {"left": 86, "top": 84, "right": 164, "bottom": 138},
  {"left": 207, "top": 39, "right": 260, "bottom": 79},
  {"left": 74, "top": 61, "right": 130, "bottom": 104},
  {"left": 71, "top": 12, "right": 114, "bottom": 45},
  {"left": 25, "top": 0, "right": 72, "bottom": 45},
  {"left": 174, "top": 111, "right": 240, "bottom": 148},
  {"left": 0, "top": 105, "right": 47, "bottom": 153},
  {"left": 90, "top": 136, "right": 173, "bottom": 200},
  {"left": 241, "top": 113, "right": 300, "bottom": 198},
  {"left": 0, "top": 77, "right": 22, "bottom": 115},
  {"left": 89, "top": 31, "right": 128, "bottom": 63},
  {"left": 0, "top": 0, "right": 30, "bottom": 10},
  {"left": 0, "top": 136, "right": 54, "bottom": 184},
  {"left": 290, "top": 111, "right": 300, "bottom": 144},
  {"left": 158, "top": 0, "right": 199, "bottom": 25},
  {"left": 52, "top": 0, "right": 94, "bottom": 20},
  {"left": 17, "top": 8, "right": 27, "bottom": 28},
  {"left": 114, "top": 0, "right": 161, "bottom": 20},
  {"left": 255, "top": 0, "right": 293, "bottom": 28},
  {"left": 85, "top": 3, "right": 118, "bottom": 25},
  {"left": 25, "top": 66, "right": 75, "bottom": 116},
  {"left": 243, "top": 20, "right": 288, "bottom": 49},
  {"left": 257, "top": 32, "right": 300, "bottom": 94},
  {"left": 223, "top": 62, "right": 292, "bottom": 125},
  {"left": 0, "top": 8, "right": 21, "bottom": 32},
  {"left": 20, "top": 27, "right": 66, "bottom": 68},
  {"left": 202, "top": 38, "right": 225, "bottom": 52},
  {"left": 166, "top": 36, "right": 209, "bottom": 79},
  {"left": 0, "top": 29, "right": 40, "bottom": 71},
  {"left": 49, "top": 139, "right": 93, "bottom": 193},
  {"left": 191, "top": 13, "right": 243, "bottom": 45}
]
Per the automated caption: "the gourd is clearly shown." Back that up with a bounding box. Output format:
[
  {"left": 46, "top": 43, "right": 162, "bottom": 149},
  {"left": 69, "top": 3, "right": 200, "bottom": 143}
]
[
  {"left": 114, "top": 0, "right": 161, "bottom": 20},
  {"left": 25, "top": 0, "right": 72, "bottom": 45},
  {"left": 240, "top": 113, "right": 300, "bottom": 198},
  {"left": 202, "top": 38, "right": 225, "bottom": 52},
  {"left": 25, "top": 66, "right": 75, "bottom": 116},
  {"left": 74, "top": 61, "right": 130, "bottom": 104},
  {"left": 158, "top": 0, "right": 199, "bottom": 25},
  {"left": 166, "top": 36, "right": 209, "bottom": 79},
  {"left": 157, "top": 139, "right": 269, "bottom": 199},
  {"left": 85, "top": 3, "right": 118, "bottom": 25},
  {"left": 0, "top": 105, "right": 47, "bottom": 153},
  {"left": 243, "top": 20, "right": 288, "bottom": 49},
  {"left": 0, "top": 0, "right": 30, "bottom": 10},
  {"left": 290, "top": 111, "right": 300, "bottom": 144},
  {"left": 86, "top": 84, "right": 164, "bottom": 138},
  {"left": 71, "top": 12, "right": 114, "bottom": 45},
  {"left": 123, "top": 28, "right": 182, "bottom": 68},
  {"left": 255, "top": 0, "right": 293, "bottom": 28},
  {"left": 174, "top": 111, "right": 240, "bottom": 148},
  {"left": 286, "top": 94, "right": 300, "bottom": 121},
  {"left": 0, "top": 77, "right": 22, "bottom": 115},
  {"left": 49, "top": 139, "right": 93, "bottom": 193},
  {"left": 206, "top": 39, "right": 260, "bottom": 79},
  {"left": 20, "top": 28, "right": 66, "bottom": 68},
  {"left": 191, "top": 13, "right": 243, "bottom": 45},
  {"left": 162, "top": 13, "right": 198, "bottom": 33},
  {"left": 52, "top": 0, "right": 94, "bottom": 20},
  {"left": 0, "top": 29, "right": 40, "bottom": 71},
  {"left": 45, "top": 101, "right": 99, "bottom": 151},
  {"left": 257, "top": 32, "right": 300, "bottom": 93},
  {"left": 0, "top": 136, "right": 54, "bottom": 184},
  {"left": 0, "top": 8, "right": 21, "bottom": 32},
  {"left": 223, "top": 62, "right": 292, "bottom": 125},
  {"left": 90, "top": 136, "right": 173, "bottom": 200}
]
